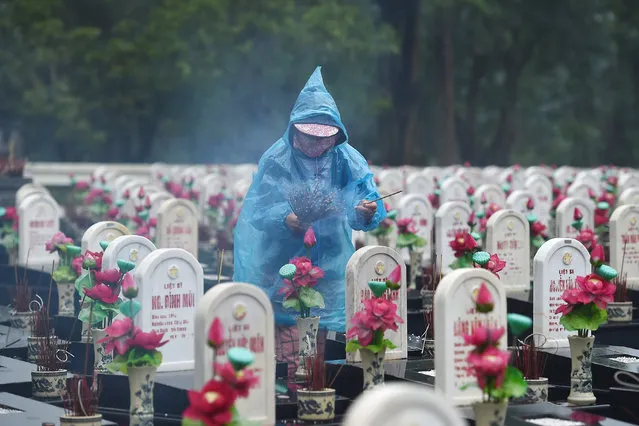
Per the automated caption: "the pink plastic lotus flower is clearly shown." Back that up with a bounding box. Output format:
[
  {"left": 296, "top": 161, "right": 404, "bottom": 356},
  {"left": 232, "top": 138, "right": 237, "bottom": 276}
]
[
  {"left": 98, "top": 317, "right": 134, "bottom": 356},
  {"left": 574, "top": 208, "right": 583, "bottom": 221},
  {"left": 397, "top": 218, "right": 417, "bottom": 234},
  {"left": 303, "top": 226, "right": 317, "bottom": 249},
  {"left": 361, "top": 297, "right": 403, "bottom": 332},
  {"left": 467, "top": 347, "right": 511, "bottom": 389},
  {"left": 576, "top": 229, "right": 596, "bottom": 250},
  {"left": 464, "top": 326, "right": 505, "bottom": 349},
  {"left": 278, "top": 279, "right": 296, "bottom": 299},
  {"left": 552, "top": 195, "right": 566, "bottom": 211},
  {"left": 106, "top": 207, "right": 119, "bottom": 220},
  {"left": 130, "top": 329, "right": 168, "bottom": 351},
  {"left": 449, "top": 231, "right": 478, "bottom": 258},
  {"left": 386, "top": 264, "right": 402, "bottom": 286},
  {"left": 289, "top": 257, "right": 324, "bottom": 287},
  {"left": 72, "top": 256, "right": 83, "bottom": 275},
  {"left": 215, "top": 362, "right": 260, "bottom": 398},
  {"left": 474, "top": 282, "right": 494, "bottom": 313},
  {"left": 485, "top": 254, "right": 506, "bottom": 278},
  {"left": 467, "top": 186, "right": 475, "bottom": 196},
  {"left": 531, "top": 221, "right": 546, "bottom": 237},
  {"left": 555, "top": 287, "right": 584, "bottom": 316},
  {"left": 137, "top": 186, "right": 145, "bottom": 199},
  {"left": 526, "top": 198, "right": 534, "bottom": 210},
  {"left": 590, "top": 244, "right": 605, "bottom": 266},
  {"left": 346, "top": 311, "right": 375, "bottom": 347},
  {"left": 94, "top": 268, "right": 121, "bottom": 284},
  {"left": 121, "top": 273, "right": 138, "bottom": 298},
  {"left": 45, "top": 232, "right": 74, "bottom": 253},
  {"left": 74, "top": 181, "right": 90, "bottom": 190},
  {"left": 576, "top": 274, "right": 616, "bottom": 310},
  {"left": 208, "top": 317, "right": 225, "bottom": 349},
  {"left": 83, "top": 283, "right": 119, "bottom": 304}
]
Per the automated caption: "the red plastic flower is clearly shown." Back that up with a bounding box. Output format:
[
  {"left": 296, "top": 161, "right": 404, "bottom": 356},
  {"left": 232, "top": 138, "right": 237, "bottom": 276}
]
[
  {"left": 346, "top": 311, "right": 375, "bottom": 347},
  {"left": 397, "top": 218, "right": 417, "bottom": 234},
  {"left": 208, "top": 317, "right": 225, "bottom": 349},
  {"left": 464, "top": 326, "right": 505, "bottom": 349},
  {"left": 590, "top": 244, "right": 605, "bottom": 266},
  {"left": 4, "top": 207, "right": 17, "bottom": 221},
  {"left": 216, "top": 362, "right": 260, "bottom": 398},
  {"left": 386, "top": 264, "right": 402, "bottom": 286},
  {"left": 72, "top": 256, "right": 83, "bottom": 275},
  {"left": 303, "top": 226, "right": 317, "bottom": 249},
  {"left": 94, "top": 268, "right": 121, "bottom": 284},
  {"left": 474, "top": 282, "right": 494, "bottom": 313},
  {"left": 98, "top": 317, "right": 134, "bottom": 356},
  {"left": 467, "top": 347, "right": 510, "bottom": 389},
  {"left": 552, "top": 195, "right": 566, "bottom": 210},
  {"left": 289, "top": 257, "right": 324, "bottom": 287},
  {"left": 526, "top": 198, "right": 534, "bottom": 210},
  {"left": 83, "top": 283, "right": 119, "bottom": 304},
  {"left": 183, "top": 380, "right": 238, "bottom": 426},
  {"left": 574, "top": 208, "right": 583, "bottom": 221},
  {"left": 555, "top": 287, "right": 584, "bottom": 316},
  {"left": 576, "top": 274, "right": 616, "bottom": 310},
  {"left": 130, "top": 329, "right": 168, "bottom": 351},
  {"left": 361, "top": 297, "right": 403, "bottom": 332},
  {"left": 106, "top": 207, "right": 119, "bottom": 220},
  {"left": 74, "top": 181, "right": 90, "bottom": 190},
  {"left": 449, "top": 231, "right": 477, "bottom": 257},
  {"left": 485, "top": 254, "right": 506, "bottom": 278},
  {"left": 45, "top": 232, "right": 73, "bottom": 253},
  {"left": 278, "top": 279, "right": 296, "bottom": 299},
  {"left": 531, "top": 221, "right": 546, "bottom": 237},
  {"left": 208, "top": 193, "right": 225, "bottom": 208},
  {"left": 594, "top": 209, "right": 609, "bottom": 227},
  {"left": 486, "top": 203, "right": 502, "bottom": 218},
  {"left": 576, "top": 229, "right": 596, "bottom": 250},
  {"left": 121, "top": 273, "right": 138, "bottom": 298}
]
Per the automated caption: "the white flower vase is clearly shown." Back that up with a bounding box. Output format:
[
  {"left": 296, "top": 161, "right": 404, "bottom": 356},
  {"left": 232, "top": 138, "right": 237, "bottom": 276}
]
[
  {"left": 473, "top": 401, "right": 508, "bottom": 426},
  {"left": 408, "top": 250, "right": 422, "bottom": 290},
  {"left": 297, "top": 388, "right": 336, "bottom": 421},
  {"left": 568, "top": 335, "right": 596, "bottom": 406},
  {"left": 8, "top": 247, "right": 17, "bottom": 266},
  {"left": 31, "top": 369, "right": 67, "bottom": 400},
  {"left": 10, "top": 311, "right": 33, "bottom": 334},
  {"left": 513, "top": 378, "right": 548, "bottom": 404},
  {"left": 295, "top": 316, "right": 320, "bottom": 381},
  {"left": 606, "top": 302, "right": 633, "bottom": 322},
  {"left": 91, "top": 328, "right": 112, "bottom": 374},
  {"left": 128, "top": 366, "right": 157, "bottom": 426},
  {"left": 56, "top": 281, "right": 76, "bottom": 317},
  {"left": 80, "top": 301, "right": 91, "bottom": 342},
  {"left": 27, "top": 335, "right": 56, "bottom": 363},
  {"left": 360, "top": 347, "right": 386, "bottom": 390}
]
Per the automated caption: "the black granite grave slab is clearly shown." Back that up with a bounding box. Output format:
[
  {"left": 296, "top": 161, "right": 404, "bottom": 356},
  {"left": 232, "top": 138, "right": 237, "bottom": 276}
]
[
  {"left": 0, "top": 392, "right": 115, "bottom": 426},
  {"left": 0, "top": 324, "right": 28, "bottom": 360},
  {"left": 0, "top": 355, "right": 37, "bottom": 395}
]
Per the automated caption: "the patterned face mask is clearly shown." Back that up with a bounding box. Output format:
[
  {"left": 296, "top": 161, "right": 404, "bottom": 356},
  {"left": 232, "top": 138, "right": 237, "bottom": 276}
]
[{"left": 293, "top": 131, "right": 337, "bottom": 158}]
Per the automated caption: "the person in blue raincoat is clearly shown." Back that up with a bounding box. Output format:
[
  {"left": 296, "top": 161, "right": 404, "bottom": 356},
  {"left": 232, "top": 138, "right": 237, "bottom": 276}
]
[{"left": 233, "top": 66, "right": 386, "bottom": 338}]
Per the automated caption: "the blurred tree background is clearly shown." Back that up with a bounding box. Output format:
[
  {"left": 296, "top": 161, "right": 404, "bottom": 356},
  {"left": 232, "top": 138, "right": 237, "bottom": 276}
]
[{"left": 0, "top": 0, "right": 638, "bottom": 166}]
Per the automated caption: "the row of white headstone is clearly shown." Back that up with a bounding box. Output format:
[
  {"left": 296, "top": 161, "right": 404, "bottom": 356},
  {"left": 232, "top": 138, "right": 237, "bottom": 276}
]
[{"left": 14, "top": 183, "right": 202, "bottom": 271}]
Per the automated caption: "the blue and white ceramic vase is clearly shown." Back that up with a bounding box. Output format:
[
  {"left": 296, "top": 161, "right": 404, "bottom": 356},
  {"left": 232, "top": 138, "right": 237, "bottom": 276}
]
[
  {"left": 360, "top": 347, "right": 385, "bottom": 390},
  {"left": 128, "top": 365, "right": 156, "bottom": 426},
  {"left": 568, "top": 335, "right": 596, "bottom": 406}
]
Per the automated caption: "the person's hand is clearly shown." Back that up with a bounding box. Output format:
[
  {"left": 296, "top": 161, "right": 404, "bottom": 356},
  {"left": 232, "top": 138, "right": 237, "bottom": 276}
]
[
  {"left": 286, "top": 213, "right": 303, "bottom": 232},
  {"left": 356, "top": 200, "right": 377, "bottom": 222}
]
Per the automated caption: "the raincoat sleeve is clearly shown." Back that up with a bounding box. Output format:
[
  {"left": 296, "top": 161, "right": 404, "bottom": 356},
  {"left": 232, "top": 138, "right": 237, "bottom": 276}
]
[
  {"left": 340, "top": 146, "right": 386, "bottom": 232},
  {"left": 245, "top": 158, "right": 293, "bottom": 234}
]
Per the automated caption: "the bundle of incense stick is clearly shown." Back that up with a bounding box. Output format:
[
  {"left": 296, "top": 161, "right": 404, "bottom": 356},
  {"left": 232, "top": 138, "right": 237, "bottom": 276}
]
[{"left": 287, "top": 180, "right": 343, "bottom": 224}]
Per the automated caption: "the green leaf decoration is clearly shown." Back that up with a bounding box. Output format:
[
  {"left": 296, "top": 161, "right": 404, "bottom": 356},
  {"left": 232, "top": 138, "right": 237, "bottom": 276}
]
[
  {"left": 386, "top": 210, "right": 397, "bottom": 220},
  {"left": 228, "top": 347, "right": 254, "bottom": 371},
  {"left": 282, "top": 297, "right": 301, "bottom": 312},
  {"left": 476, "top": 211, "right": 485, "bottom": 219},
  {"left": 115, "top": 200, "right": 125, "bottom": 208},
  {"left": 67, "top": 245, "right": 82, "bottom": 257},
  {"left": 138, "top": 210, "right": 149, "bottom": 220},
  {"left": 571, "top": 220, "right": 583, "bottom": 231},
  {"left": 597, "top": 201, "right": 610, "bottom": 210},
  {"left": 596, "top": 265, "right": 618, "bottom": 281},
  {"left": 396, "top": 232, "right": 418, "bottom": 249},
  {"left": 501, "top": 366, "right": 527, "bottom": 398},
  {"left": 368, "top": 280, "right": 388, "bottom": 298},
  {"left": 382, "top": 338, "right": 397, "bottom": 350},
  {"left": 526, "top": 214, "right": 537, "bottom": 223},
  {"left": 413, "top": 236, "right": 427, "bottom": 248},
  {"left": 181, "top": 417, "right": 205, "bottom": 426},
  {"left": 345, "top": 340, "right": 363, "bottom": 353},
  {"left": 120, "top": 299, "right": 142, "bottom": 318},
  {"left": 99, "top": 241, "right": 109, "bottom": 251},
  {"left": 298, "top": 286, "right": 325, "bottom": 309},
  {"left": 560, "top": 303, "right": 608, "bottom": 331},
  {"left": 75, "top": 272, "right": 93, "bottom": 294},
  {"left": 53, "top": 265, "right": 78, "bottom": 283},
  {"left": 106, "top": 354, "right": 128, "bottom": 374},
  {"left": 507, "top": 313, "right": 532, "bottom": 337},
  {"left": 78, "top": 303, "right": 108, "bottom": 325},
  {"left": 532, "top": 236, "right": 545, "bottom": 249},
  {"left": 117, "top": 259, "right": 136, "bottom": 273},
  {"left": 472, "top": 251, "right": 490, "bottom": 266},
  {"left": 471, "top": 232, "right": 481, "bottom": 242},
  {"left": 279, "top": 264, "right": 296, "bottom": 280},
  {"left": 0, "top": 207, "right": 6, "bottom": 217}
]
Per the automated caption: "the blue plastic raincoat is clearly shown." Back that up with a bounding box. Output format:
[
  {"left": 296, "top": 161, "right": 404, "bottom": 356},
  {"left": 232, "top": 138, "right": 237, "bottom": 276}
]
[{"left": 233, "top": 66, "right": 386, "bottom": 332}]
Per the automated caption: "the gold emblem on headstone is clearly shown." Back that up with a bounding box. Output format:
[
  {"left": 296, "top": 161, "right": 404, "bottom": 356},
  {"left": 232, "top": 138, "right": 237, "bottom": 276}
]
[
  {"left": 454, "top": 212, "right": 461, "bottom": 220},
  {"left": 106, "top": 232, "right": 115, "bottom": 242},
  {"left": 507, "top": 221, "right": 514, "bottom": 231},
  {"left": 176, "top": 207, "right": 184, "bottom": 218},
  {"left": 375, "top": 261, "right": 385, "bottom": 276},
  {"left": 168, "top": 265, "right": 179, "bottom": 279},
  {"left": 562, "top": 253, "right": 572, "bottom": 265},
  {"left": 631, "top": 217, "right": 637, "bottom": 226},
  {"left": 129, "top": 249, "right": 138, "bottom": 262},
  {"left": 233, "top": 302, "right": 247, "bottom": 321},
  {"left": 471, "top": 286, "right": 480, "bottom": 300}
]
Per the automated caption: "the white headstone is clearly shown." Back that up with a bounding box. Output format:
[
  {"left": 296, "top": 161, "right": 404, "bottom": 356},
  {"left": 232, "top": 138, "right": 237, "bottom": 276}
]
[
  {"left": 525, "top": 174, "right": 553, "bottom": 227},
  {"left": 101, "top": 235, "right": 157, "bottom": 271},
  {"left": 197, "top": 174, "right": 225, "bottom": 221},
  {"left": 474, "top": 184, "right": 506, "bottom": 211},
  {"left": 618, "top": 188, "right": 639, "bottom": 206},
  {"left": 567, "top": 180, "right": 597, "bottom": 199},
  {"left": 81, "top": 221, "right": 130, "bottom": 254},
  {"left": 575, "top": 171, "right": 601, "bottom": 193},
  {"left": 342, "top": 383, "right": 466, "bottom": 426},
  {"left": 406, "top": 172, "right": 435, "bottom": 196},
  {"left": 17, "top": 193, "right": 60, "bottom": 271},
  {"left": 148, "top": 192, "right": 174, "bottom": 220},
  {"left": 377, "top": 170, "right": 404, "bottom": 209},
  {"left": 134, "top": 248, "right": 204, "bottom": 371},
  {"left": 500, "top": 168, "right": 524, "bottom": 190},
  {"left": 610, "top": 204, "right": 639, "bottom": 289},
  {"left": 506, "top": 189, "right": 534, "bottom": 216},
  {"left": 194, "top": 282, "right": 275, "bottom": 425},
  {"left": 533, "top": 238, "right": 590, "bottom": 347},
  {"left": 440, "top": 177, "right": 469, "bottom": 204},
  {"left": 345, "top": 246, "right": 407, "bottom": 362},
  {"left": 618, "top": 172, "right": 639, "bottom": 195},
  {"left": 553, "top": 166, "right": 575, "bottom": 188},
  {"left": 156, "top": 199, "right": 199, "bottom": 258},
  {"left": 434, "top": 268, "right": 507, "bottom": 406},
  {"left": 485, "top": 209, "right": 530, "bottom": 293},
  {"left": 397, "top": 194, "right": 433, "bottom": 265},
  {"left": 435, "top": 202, "right": 472, "bottom": 274},
  {"left": 555, "top": 197, "right": 595, "bottom": 239},
  {"left": 15, "top": 183, "right": 48, "bottom": 207}
]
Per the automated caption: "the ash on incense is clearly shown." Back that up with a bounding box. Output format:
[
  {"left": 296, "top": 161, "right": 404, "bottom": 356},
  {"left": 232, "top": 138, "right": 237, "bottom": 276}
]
[{"left": 286, "top": 179, "right": 345, "bottom": 225}]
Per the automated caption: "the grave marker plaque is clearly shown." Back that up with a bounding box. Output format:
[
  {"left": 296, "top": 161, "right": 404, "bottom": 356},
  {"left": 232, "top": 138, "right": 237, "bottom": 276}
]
[
  {"left": 610, "top": 205, "right": 639, "bottom": 289},
  {"left": 18, "top": 193, "right": 60, "bottom": 271},
  {"left": 435, "top": 202, "right": 472, "bottom": 275},
  {"left": 485, "top": 210, "right": 530, "bottom": 293},
  {"left": 156, "top": 199, "right": 199, "bottom": 258}
]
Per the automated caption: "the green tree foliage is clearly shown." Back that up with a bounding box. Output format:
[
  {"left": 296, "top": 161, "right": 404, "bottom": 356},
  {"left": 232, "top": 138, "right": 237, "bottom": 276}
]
[{"left": 0, "top": 0, "right": 638, "bottom": 166}]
